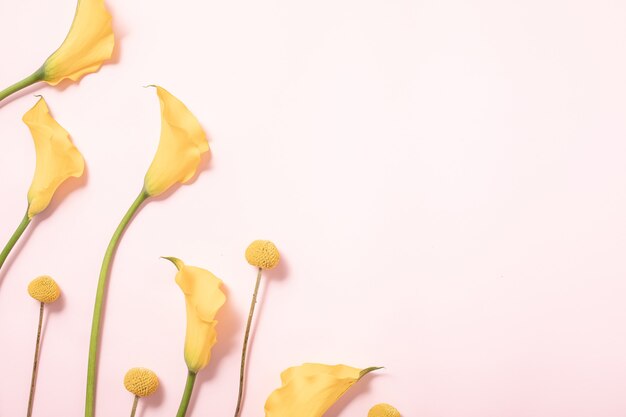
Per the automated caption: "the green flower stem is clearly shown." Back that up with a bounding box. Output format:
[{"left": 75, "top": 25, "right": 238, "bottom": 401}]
[
  {"left": 85, "top": 190, "right": 149, "bottom": 417},
  {"left": 129, "top": 395, "right": 139, "bottom": 417},
  {"left": 0, "top": 68, "right": 45, "bottom": 104},
  {"left": 233, "top": 267, "right": 263, "bottom": 417},
  {"left": 176, "top": 370, "right": 197, "bottom": 417},
  {"left": 0, "top": 211, "right": 32, "bottom": 271}
]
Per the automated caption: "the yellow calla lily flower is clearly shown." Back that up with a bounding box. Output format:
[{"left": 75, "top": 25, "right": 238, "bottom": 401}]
[
  {"left": 165, "top": 257, "right": 226, "bottom": 373},
  {"left": 143, "top": 86, "right": 209, "bottom": 197},
  {"left": 0, "top": 0, "right": 114, "bottom": 103},
  {"left": 264, "top": 364, "right": 381, "bottom": 417},
  {"left": 85, "top": 86, "right": 209, "bottom": 417},
  {"left": 42, "top": 0, "right": 114, "bottom": 85},
  {"left": 23, "top": 97, "right": 85, "bottom": 218},
  {"left": 0, "top": 97, "right": 83, "bottom": 273},
  {"left": 164, "top": 257, "right": 226, "bottom": 417}
]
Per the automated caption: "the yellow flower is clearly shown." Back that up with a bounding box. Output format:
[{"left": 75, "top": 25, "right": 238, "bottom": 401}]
[
  {"left": 164, "top": 257, "right": 225, "bottom": 373},
  {"left": 85, "top": 87, "right": 209, "bottom": 417},
  {"left": 368, "top": 403, "right": 401, "bottom": 417},
  {"left": 27, "top": 275, "right": 61, "bottom": 303},
  {"left": 124, "top": 368, "right": 159, "bottom": 397},
  {"left": 264, "top": 363, "right": 381, "bottom": 417},
  {"left": 143, "top": 86, "right": 209, "bottom": 197},
  {"left": 42, "top": 0, "right": 114, "bottom": 85},
  {"left": 22, "top": 97, "right": 85, "bottom": 218},
  {"left": 245, "top": 240, "right": 280, "bottom": 269}
]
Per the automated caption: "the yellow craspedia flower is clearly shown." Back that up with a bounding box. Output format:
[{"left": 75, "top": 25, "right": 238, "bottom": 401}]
[
  {"left": 164, "top": 257, "right": 226, "bottom": 373},
  {"left": 28, "top": 276, "right": 61, "bottom": 304},
  {"left": 22, "top": 97, "right": 85, "bottom": 218},
  {"left": 264, "top": 363, "right": 380, "bottom": 417},
  {"left": 143, "top": 86, "right": 209, "bottom": 197},
  {"left": 245, "top": 240, "right": 280, "bottom": 269},
  {"left": 124, "top": 368, "right": 159, "bottom": 397},
  {"left": 42, "top": 0, "right": 114, "bottom": 85},
  {"left": 368, "top": 403, "right": 401, "bottom": 417}
]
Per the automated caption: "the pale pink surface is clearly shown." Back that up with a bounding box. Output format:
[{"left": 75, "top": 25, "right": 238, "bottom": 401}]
[{"left": 2, "top": 0, "right": 626, "bottom": 416}]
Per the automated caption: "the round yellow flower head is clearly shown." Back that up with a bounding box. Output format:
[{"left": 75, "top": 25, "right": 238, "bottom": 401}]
[
  {"left": 368, "top": 403, "right": 401, "bottom": 417},
  {"left": 124, "top": 368, "right": 159, "bottom": 397},
  {"left": 245, "top": 240, "right": 280, "bottom": 269},
  {"left": 27, "top": 276, "right": 61, "bottom": 303}
]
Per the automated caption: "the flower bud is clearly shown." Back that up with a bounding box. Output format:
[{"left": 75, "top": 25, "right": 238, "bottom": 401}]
[
  {"left": 245, "top": 240, "right": 280, "bottom": 269},
  {"left": 368, "top": 403, "right": 401, "bottom": 417},
  {"left": 123, "top": 368, "right": 159, "bottom": 397},
  {"left": 28, "top": 276, "right": 61, "bottom": 303}
]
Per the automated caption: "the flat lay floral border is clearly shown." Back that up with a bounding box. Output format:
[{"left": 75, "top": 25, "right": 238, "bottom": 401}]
[{"left": 0, "top": 1, "right": 401, "bottom": 416}]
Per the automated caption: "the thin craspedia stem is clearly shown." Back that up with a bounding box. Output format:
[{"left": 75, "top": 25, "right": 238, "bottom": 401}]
[
  {"left": 26, "top": 302, "right": 44, "bottom": 417},
  {"left": 233, "top": 267, "right": 263, "bottom": 417},
  {"left": 26, "top": 275, "right": 60, "bottom": 416},
  {"left": 86, "top": 190, "right": 149, "bottom": 417},
  {"left": 129, "top": 396, "right": 139, "bottom": 417},
  {"left": 0, "top": 211, "right": 31, "bottom": 272}
]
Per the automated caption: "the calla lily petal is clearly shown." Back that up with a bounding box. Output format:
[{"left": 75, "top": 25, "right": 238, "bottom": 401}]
[
  {"left": 42, "top": 0, "right": 114, "bottom": 85},
  {"left": 264, "top": 363, "right": 380, "bottom": 417},
  {"left": 165, "top": 257, "right": 226, "bottom": 373},
  {"left": 143, "top": 86, "right": 209, "bottom": 197},
  {"left": 22, "top": 97, "right": 85, "bottom": 218}
]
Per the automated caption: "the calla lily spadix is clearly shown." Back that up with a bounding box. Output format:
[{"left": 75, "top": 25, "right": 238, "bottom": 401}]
[
  {"left": 85, "top": 86, "right": 209, "bottom": 417},
  {"left": 264, "top": 364, "right": 381, "bottom": 417},
  {"left": 0, "top": 97, "right": 84, "bottom": 273},
  {"left": 163, "top": 257, "right": 226, "bottom": 417},
  {"left": 0, "top": 0, "right": 114, "bottom": 105}
]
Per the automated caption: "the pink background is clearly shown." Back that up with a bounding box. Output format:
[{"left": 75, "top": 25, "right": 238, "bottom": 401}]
[{"left": 2, "top": 0, "right": 626, "bottom": 416}]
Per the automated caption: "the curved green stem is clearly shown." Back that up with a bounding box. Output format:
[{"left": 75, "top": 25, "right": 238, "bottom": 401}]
[
  {"left": 85, "top": 190, "right": 149, "bottom": 417},
  {"left": 176, "top": 370, "right": 197, "bottom": 417},
  {"left": 0, "top": 211, "right": 32, "bottom": 272},
  {"left": 233, "top": 267, "right": 263, "bottom": 417},
  {"left": 0, "top": 68, "right": 45, "bottom": 104}
]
